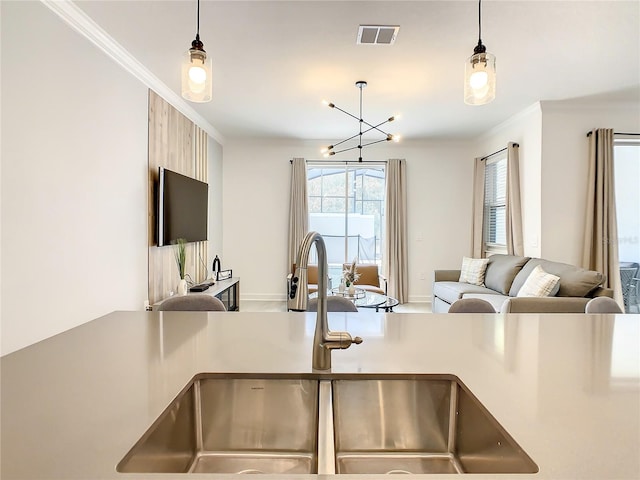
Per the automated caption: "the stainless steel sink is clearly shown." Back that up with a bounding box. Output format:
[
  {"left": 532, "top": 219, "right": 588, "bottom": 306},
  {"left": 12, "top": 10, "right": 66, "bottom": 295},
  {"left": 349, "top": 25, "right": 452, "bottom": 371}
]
[
  {"left": 117, "top": 373, "right": 319, "bottom": 474},
  {"left": 331, "top": 374, "right": 538, "bottom": 474},
  {"left": 118, "top": 373, "right": 537, "bottom": 475}
]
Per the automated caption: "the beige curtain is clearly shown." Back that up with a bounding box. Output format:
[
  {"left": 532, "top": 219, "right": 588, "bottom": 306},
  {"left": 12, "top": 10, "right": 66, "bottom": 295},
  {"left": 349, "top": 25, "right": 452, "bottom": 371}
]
[
  {"left": 583, "top": 129, "right": 623, "bottom": 306},
  {"left": 506, "top": 142, "right": 524, "bottom": 256},
  {"left": 471, "top": 157, "right": 485, "bottom": 257},
  {"left": 288, "top": 158, "right": 308, "bottom": 271},
  {"left": 384, "top": 159, "right": 408, "bottom": 303}
]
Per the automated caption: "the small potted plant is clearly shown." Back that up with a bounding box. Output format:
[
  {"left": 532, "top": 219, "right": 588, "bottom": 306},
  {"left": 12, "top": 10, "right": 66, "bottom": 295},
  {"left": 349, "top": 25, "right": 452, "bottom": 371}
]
[{"left": 174, "top": 238, "right": 188, "bottom": 295}]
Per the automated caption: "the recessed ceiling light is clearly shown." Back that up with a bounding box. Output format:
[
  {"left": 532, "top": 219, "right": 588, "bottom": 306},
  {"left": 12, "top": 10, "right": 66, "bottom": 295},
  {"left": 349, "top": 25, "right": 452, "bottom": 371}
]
[{"left": 357, "top": 25, "right": 400, "bottom": 45}]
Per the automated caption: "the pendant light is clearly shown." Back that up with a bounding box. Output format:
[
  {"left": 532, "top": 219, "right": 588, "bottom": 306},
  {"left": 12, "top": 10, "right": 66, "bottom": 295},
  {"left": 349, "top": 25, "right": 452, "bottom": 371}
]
[
  {"left": 181, "top": 0, "right": 212, "bottom": 103},
  {"left": 464, "top": 0, "right": 496, "bottom": 105}
]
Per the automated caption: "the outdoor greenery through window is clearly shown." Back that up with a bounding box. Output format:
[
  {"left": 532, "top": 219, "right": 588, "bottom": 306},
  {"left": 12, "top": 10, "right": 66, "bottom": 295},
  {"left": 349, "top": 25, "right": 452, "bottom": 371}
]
[
  {"left": 307, "top": 164, "right": 385, "bottom": 284},
  {"left": 483, "top": 155, "right": 507, "bottom": 255}
]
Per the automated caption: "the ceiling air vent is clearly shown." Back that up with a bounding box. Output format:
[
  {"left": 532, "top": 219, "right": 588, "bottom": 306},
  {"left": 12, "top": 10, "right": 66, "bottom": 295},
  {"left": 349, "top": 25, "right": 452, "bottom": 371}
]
[{"left": 357, "top": 25, "right": 400, "bottom": 45}]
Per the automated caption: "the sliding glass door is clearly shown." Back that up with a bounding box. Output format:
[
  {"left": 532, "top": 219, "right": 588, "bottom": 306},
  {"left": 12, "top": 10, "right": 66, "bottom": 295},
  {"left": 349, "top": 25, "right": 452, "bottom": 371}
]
[
  {"left": 614, "top": 137, "right": 640, "bottom": 313},
  {"left": 307, "top": 164, "right": 386, "bottom": 283}
]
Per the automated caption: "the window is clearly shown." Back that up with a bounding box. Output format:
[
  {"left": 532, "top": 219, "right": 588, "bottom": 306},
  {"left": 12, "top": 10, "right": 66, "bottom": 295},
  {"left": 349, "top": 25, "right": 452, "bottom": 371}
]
[
  {"left": 483, "top": 155, "right": 507, "bottom": 255},
  {"left": 307, "top": 164, "right": 386, "bottom": 283},
  {"left": 614, "top": 137, "right": 640, "bottom": 313}
]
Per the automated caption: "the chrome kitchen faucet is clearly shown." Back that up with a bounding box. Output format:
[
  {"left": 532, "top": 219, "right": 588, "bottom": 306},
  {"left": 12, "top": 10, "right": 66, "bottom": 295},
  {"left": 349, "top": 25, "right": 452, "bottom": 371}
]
[{"left": 287, "top": 231, "right": 362, "bottom": 370}]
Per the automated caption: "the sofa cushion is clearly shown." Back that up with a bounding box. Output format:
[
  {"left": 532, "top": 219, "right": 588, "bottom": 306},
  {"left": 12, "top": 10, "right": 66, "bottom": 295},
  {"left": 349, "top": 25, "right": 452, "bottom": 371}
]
[
  {"left": 484, "top": 254, "right": 530, "bottom": 294},
  {"left": 509, "top": 259, "right": 604, "bottom": 297},
  {"left": 516, "top": 265, "right": 561, "bottom": 297},
  {"left": 434, "top": 281, "right": 502, "bottom": 304},
  {"left": 459, "top": 257, "right": 490, "bottom": 286},
  {"left": 462, "top": 293, "right": 510, "bottom": 312}
]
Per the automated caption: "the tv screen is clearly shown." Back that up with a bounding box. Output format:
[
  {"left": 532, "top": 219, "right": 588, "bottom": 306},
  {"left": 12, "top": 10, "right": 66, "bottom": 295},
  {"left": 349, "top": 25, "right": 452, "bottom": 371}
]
[{"left": 157, "top": 167, "right": 208, "bottom": 247}]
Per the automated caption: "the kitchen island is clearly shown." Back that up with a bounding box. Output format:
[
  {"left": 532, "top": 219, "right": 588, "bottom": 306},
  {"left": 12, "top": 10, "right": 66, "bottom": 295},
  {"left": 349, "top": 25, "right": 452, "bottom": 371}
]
[{"left": 1, "top": 311, "right": 639, "bottom": 479}]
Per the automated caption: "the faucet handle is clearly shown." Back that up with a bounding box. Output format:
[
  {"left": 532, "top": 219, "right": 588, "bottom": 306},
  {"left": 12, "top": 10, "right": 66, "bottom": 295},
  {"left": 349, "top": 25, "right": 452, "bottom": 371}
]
[{"left": 352, "top": 336, "right": 363, "bottom": 345}]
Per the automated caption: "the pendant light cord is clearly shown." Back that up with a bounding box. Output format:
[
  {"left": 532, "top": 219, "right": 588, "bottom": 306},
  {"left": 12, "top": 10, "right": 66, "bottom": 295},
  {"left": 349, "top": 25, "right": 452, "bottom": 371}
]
[
  {"left": 478, "top": 0, "right": 482, "bottom": 43},
  {"left": 196, "top": 0, "right": 201, "bottom": 40}
]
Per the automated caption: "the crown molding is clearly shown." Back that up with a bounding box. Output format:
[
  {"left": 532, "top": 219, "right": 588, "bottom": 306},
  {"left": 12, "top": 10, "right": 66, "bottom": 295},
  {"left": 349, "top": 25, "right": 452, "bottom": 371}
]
[
  {"left": 40, "top": 0, "right": 225, "bottom": 145},
  {"left": 476, "top": 102, "right": 542, "bottom": 142}
]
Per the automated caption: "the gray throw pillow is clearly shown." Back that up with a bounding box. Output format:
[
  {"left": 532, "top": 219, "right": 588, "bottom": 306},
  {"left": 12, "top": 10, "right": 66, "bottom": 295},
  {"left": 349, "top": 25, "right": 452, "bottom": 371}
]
[{"left": 484, "top": 254, "right": 530, "bottom": 294}]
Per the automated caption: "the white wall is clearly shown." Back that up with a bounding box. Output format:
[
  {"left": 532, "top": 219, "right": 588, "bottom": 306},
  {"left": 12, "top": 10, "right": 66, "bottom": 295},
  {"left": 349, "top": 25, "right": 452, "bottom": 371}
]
[
  {"left": 476, "top": 103, "right": 543, "bottom": 258},
  {"left": 207, "top": 136, "right": 224, "bottom": 272},
  {"left": 1, "top": 2, "right": 150, "bottom": 355},
  {"left": 540, "top": 102, "right": 640, "bottom": 266},
  {"left": 1, "top": 2, "right": 224, "bottom": 356},
  {"left": 222, "top": 138, "right": 472, "bottom": 303}
]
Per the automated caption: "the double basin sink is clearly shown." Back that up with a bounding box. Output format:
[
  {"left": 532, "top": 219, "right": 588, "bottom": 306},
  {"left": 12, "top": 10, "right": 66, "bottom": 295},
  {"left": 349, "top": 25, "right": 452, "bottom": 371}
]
[{"left": 117, "top": 373, "right": 538, "bottom": 475}]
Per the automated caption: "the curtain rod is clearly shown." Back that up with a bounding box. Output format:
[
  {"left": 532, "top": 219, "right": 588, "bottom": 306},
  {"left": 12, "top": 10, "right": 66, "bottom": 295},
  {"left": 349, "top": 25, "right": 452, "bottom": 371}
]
[
  {"left": 290, "top": 159, "right": 387, "bottom": 165},
  {"left": 586, "top": 131, "right": 640, "bottom": 137},
  {"left": 480, "top": 143, "right": 518, "bottom": 161}
]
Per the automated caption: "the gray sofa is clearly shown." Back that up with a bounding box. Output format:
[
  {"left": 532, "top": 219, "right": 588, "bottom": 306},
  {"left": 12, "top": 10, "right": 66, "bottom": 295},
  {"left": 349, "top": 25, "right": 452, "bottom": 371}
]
[{"left": 433, "top": 254, "right": 613, "bottom": 313}]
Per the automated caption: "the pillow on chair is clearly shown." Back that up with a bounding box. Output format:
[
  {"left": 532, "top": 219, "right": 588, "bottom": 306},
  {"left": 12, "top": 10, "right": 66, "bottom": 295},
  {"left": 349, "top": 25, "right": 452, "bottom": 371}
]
[
  {"left": 158, "top": 294, "right": 226, "bottom": 311},
  {"left": 308, "top": 297, "right": 358, "bottom": 312},
  {"left": 448, "top": 298, "right": 495, "bottom": 313},
  {"left": 585, "top": 297, "right": 623, "bottom": 313}
]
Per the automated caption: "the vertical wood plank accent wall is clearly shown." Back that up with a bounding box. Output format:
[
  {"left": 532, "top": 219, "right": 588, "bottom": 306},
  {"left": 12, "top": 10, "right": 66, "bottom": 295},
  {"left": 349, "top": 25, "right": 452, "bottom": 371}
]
[{"left": 148, "top": 90, "right": 209, "bottom": 304}]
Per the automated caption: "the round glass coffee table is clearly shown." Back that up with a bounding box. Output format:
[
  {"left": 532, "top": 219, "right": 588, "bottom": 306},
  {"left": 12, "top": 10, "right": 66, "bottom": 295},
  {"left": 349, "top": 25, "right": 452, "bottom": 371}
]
[
  {"left": 354, "top": 291, "right": 399, "bottom": 312},
  {"left": 330, "top": 288, "right": 398, "bottom": 312}
]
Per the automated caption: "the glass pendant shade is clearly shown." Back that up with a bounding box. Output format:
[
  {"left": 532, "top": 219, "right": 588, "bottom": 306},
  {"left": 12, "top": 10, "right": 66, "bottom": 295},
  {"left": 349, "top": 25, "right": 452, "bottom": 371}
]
[
  {"left": 464, "top": 51, "right": 496, "bottom": 105},
  {"left": 181, "top": 48, "right": 212, "bottom": 103}
]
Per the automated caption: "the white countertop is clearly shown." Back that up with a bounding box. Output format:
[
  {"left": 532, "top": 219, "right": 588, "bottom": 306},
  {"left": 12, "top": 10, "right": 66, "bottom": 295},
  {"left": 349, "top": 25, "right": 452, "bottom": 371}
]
[{"left": 1, "top": 311, "right": 639, "bottom": 479}]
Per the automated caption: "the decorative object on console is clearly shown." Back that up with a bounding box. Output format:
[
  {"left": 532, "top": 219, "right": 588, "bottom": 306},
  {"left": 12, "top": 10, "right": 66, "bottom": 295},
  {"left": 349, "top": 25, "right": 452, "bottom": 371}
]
[
  {"left": 321, "top": 81, "right": 400, "bottom": 162},
  {"left": 216, "top": 269, "right": 232, "bottom": 281},
  {"left": 212, "top": 255, "right": 221, "bottom": 274},
  {"left": 174, "top": 238, "right": 188, "bottom": 295},
  {"left": 464, "top": 0, "right": 496, "bottom": 105},
  {"left": 181, "top": 0, "right": 212, "bottom": 103}
]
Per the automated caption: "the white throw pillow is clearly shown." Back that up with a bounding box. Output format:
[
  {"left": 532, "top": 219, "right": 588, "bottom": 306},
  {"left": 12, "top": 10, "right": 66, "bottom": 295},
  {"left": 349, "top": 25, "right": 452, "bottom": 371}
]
[
  {"left": 459, "top": 257, "right": 490, "bottom": 286},
  {"left": 517, "top": 265, "right": 560, "bottom": 297}
]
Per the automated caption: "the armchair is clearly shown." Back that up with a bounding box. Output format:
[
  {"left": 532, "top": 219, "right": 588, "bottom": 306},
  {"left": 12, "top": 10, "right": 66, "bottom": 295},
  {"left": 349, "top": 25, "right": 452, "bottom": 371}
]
[{"left": 342, "top": 263, "right": 387, "bottom": 295}]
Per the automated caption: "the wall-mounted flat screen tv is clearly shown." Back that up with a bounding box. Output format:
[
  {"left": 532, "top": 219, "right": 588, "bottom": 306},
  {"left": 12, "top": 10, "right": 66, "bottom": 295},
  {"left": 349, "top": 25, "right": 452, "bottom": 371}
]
[{"left": 157, "top": 167, "right": 208, "bottom": 247}]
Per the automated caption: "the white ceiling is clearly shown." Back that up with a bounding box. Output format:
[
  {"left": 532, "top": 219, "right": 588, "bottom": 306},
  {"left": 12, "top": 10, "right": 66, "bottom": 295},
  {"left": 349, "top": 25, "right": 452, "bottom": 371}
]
[{"left": 75, "top": 0, "right": 640, "bottom": 141}]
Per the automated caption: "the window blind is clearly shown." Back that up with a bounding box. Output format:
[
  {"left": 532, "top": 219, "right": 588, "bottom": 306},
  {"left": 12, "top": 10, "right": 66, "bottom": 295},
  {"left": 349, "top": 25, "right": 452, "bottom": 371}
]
[{"left": 484, "top": 157, "right": 507, "bottom": 247}]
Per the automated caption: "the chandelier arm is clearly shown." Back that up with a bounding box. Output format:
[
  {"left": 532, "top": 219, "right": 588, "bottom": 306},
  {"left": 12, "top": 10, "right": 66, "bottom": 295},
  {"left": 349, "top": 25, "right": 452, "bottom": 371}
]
[
  {"left": 333, "top": 137, "right": 390, "bottom": 156},
  {"left": 332, "top": 132, "right": 364, "bottom": 149},
  {"left": 360, "top": 119, "right": 392, "bottom": 136},
  {"left": 331, "top": 145, "right": 362, "bottom": 155},
  {"left": 360, "top": 138, "right": 390, "bottom": 148},
  {"left": 330, "top": 105, "right": 362, "bottom": 123},
  {"left": 332, "top": 122, "right": 390, "bottom": 149}
]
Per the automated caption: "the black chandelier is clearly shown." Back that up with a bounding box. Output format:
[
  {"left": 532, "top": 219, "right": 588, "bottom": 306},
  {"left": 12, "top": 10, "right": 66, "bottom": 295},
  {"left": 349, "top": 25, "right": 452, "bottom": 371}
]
[{"left": 321, "top": 81, "right": 400, "bottom": 162}]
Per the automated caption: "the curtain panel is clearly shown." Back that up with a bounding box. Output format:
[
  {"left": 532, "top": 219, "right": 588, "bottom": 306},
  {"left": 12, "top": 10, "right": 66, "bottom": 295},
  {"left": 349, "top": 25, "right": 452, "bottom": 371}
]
[
  {"left": 471, "top": 157, "right": 486, "bottom": 258},
  {"left": 288, "top": 158, "right": 309, "bottom": 272},
  {"left": 583, "top": 128, "right": 623, "bottom": 306},
  {"left": 506, "top": 142, "right": 524, "bottom": 256},
  {"left": 384, "top": 158, "right": 408, "bottom": 303}
]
